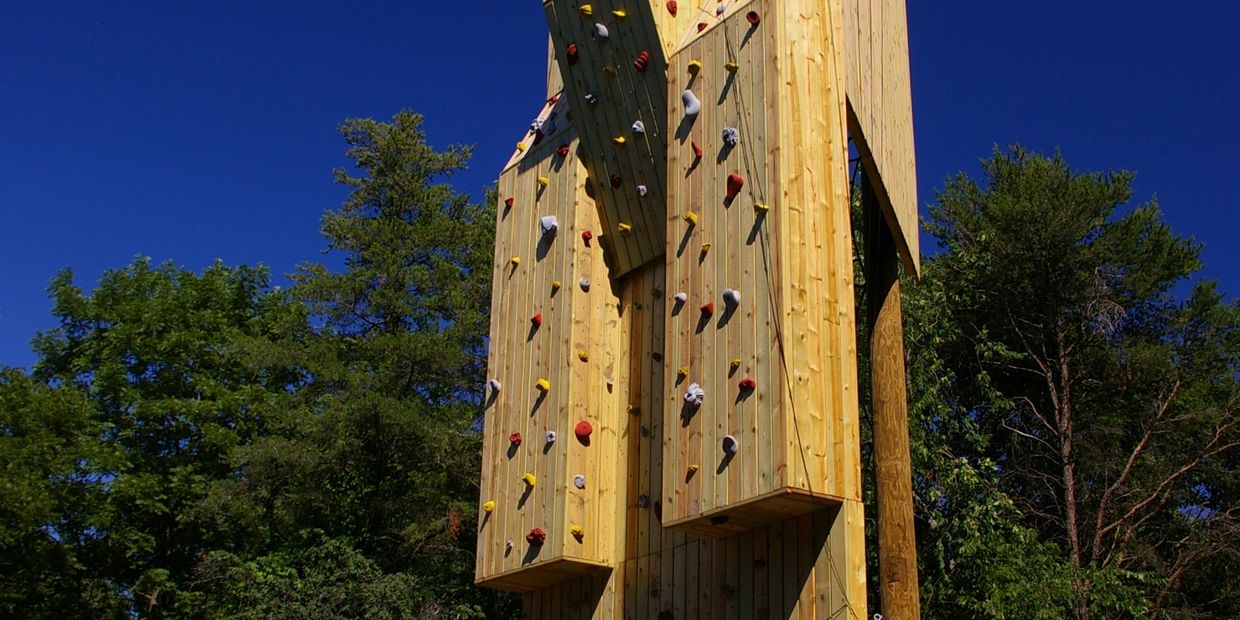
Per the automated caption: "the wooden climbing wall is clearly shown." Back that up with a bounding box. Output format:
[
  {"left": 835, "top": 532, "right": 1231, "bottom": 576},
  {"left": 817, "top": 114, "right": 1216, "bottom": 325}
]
[
  {"left": 844, "top": 0, "right": 919, "bottom": 274},
  {"left": 660, "top": 0, "right": 861, "bottom": 537}
]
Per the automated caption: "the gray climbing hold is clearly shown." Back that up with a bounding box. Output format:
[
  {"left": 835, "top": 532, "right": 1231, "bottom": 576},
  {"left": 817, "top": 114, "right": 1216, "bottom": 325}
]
[
  {"left": 674, "top": 292, "right": 687, "bottom": 303},
  {"left": 723, "top": 288, "right": 741, "bottom": 306},
  {"left": 682, "top": 90, "right": 701, "bottom": 116},
  {"left": 529, "top": 118, "right": 545, "bottom": 133},
  {"left": 722, "top": 434, "right": 739, "bottom": 454},
  {"left": 546, "top": 431, "right": 557, "bottom": 444},
  {"left": 573, "top": 474, "right": 586, "bottom": 489},
  {"left": 632, "top": 120, "right": 645, "bottom": 134},
  {"left": 593, "top": 23, "right": 609, "bottom": 41},
  {"left": 488, "top": 378, "right": 501, "bottom": 393},
  {"left": 637, "top": 185, "right": 648, "bottom": 197},
  {"left": 722, "top": 127, "right": 740, "bottom": 146},
  {"left": 579, "top": 277, "right": 591, "bottom": 292},
  {"left": 540, "top": 215, "right": 559, "bottom": 236},
  {"left": 684, "top": 383, "right": 705, "bottom": 406},
  {"left": 585, "top": 91, "right": 598, "bottom": 104}
]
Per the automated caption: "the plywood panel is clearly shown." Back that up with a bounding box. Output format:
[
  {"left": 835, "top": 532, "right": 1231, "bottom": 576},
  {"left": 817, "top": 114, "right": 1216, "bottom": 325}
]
[{"left": 844, "top": 0, "right": 920, "bottom": 273}]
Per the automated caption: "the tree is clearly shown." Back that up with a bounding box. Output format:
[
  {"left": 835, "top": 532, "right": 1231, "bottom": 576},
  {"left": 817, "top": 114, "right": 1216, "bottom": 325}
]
[{"left": 919, "top": 147, "right": 1238, "bottom": 617}]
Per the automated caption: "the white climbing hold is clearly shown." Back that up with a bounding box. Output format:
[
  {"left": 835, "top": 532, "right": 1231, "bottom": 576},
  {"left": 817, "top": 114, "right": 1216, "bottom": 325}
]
[
  {"left": 540, "top": 215, "right": 559, "bottom": 236},
  {"left": 546, "top": 431, "right": 557, "bottom": 443},
  {"left": 579, "top": 277, "right": 591, "bottom": 292},
  {"left": 674, "top": 292, "right": 687, "bottom": 303},
  {"left": 585, "top": 91, "right": 598, "bottom": 104},
  {"left": 593, "top": 23, "right": 609, "bottom": 41},
  {"left": 723, "top": 435, "right": 739, "bottom": 454},
  {"left": 682, "top": 90, "right": 701, "bottom": 116},
  {"left": 722, "top": 127, "right": 740, "bottom": 146},
  {"left": 637, "top": 185, "right": 648, "bottom": 197},
  {"left": 488, "top": 378, "right": 501, "bottom": 393},
  {"left": 632, "top": 120, "right": 645, "bottom": 134},
  {"left": 684, "top": 383, "right": 705, "bottom": 406},
  {"left": 529, "top": 118, "right": 545, "bottom": 133},
  {"left": 716, "top": 4, "right": 726, "bottom": 15},
  {"left": 723, "top": 288, "right": 741, "bottom": 305},
  {"left": 573, "top": 474, "right": 586, "bottom": 489}
]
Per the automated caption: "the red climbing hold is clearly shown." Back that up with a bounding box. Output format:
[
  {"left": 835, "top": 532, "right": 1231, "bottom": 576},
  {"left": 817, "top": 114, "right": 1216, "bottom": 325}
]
[
  {"left": 509, "top": 432, "right": 523, "bottom": 446},
  {"left": 726, "top": 173, "right": 745, "bottom": 201},
  {"left": 746, "top": 11, "right": 761, "bottom": 26},
  {"left": 557, "top": 143, "right": 570, "bottom": 157},
  {"left": 574, "top": 420, "right": 594, "bottom": 441},
  {"left": 531, "top": 313, "right": 543, "bottom": 328},
  {"left": 610, "top": 174, "right": 622, "bottom": 189},
  {"left": 581, "top": 230, "right": 593, "bottom": 246},
  {"left": 566, "top": 42, "right": 579, "bottom": 64},
  {"left": 633, "top": 50, "right": 650, "bottom": 73},
  {"left": 697, "top": 22, "right": 707, "bottom": 32},
  {"left": 701, "top": 302, "right": 715, "bottom": 316},
  {"left": 504, "top": 197, "right": 514, "bottom": 210},
  {"left": 666, "top": 1, "right": 677, "bottom": 17},
  {"left": 526, "top": 528, "right": 547, "bottom": 545},
  {"left": 692, "top": 142, "right": 703, "bottom": 159},
  {"left": 547, "top": 93, "right": 561, "bottom": 104},
  {"left": 739, "top": 377, "right": 757, "bottom": 392}
]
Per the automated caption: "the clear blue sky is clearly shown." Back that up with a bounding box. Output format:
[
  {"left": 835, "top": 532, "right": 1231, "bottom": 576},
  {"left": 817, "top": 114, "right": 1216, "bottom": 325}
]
[{"left": 2, "top": 2, "right": 1236, "bottom": 368}]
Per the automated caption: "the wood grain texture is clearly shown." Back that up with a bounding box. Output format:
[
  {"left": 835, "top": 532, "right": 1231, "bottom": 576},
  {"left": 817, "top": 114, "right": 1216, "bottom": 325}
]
[{"left": 844, "top": 0, "right": 920, "bottom": 274}]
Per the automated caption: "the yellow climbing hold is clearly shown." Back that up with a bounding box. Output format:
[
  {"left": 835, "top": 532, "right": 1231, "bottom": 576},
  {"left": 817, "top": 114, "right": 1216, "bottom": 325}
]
[
  {"left": 483, "top": 500, "right": 495, "bottom": 513},
  {"left": 700, "top": 242, "right": 712, "bottom": 254},
  {"left": 570, "top": 524, "right": 585, "bottom": 540},
  {"left": 516, "top": 141, "right": 527, "bottom": 152},
  {"left": 754, "top": 202, "right": 770, "bottom": 212},
  {"left": 552, "top": 280, "right": 562, "bottom": 291},
  {"left": 536, "top": 378, "right": 551, "bottom": 392},
  {"left": 677, "top": 366, "right": 689, "bottom": 379},
  {"left": 611, "top": 9, "right": 626, "bottom": 18},
  {"left": 578, "top": 4, "right": 593, "bottom": 17},
  {"left": 730, "top": 358, "right": 742, "bottom": 371},
  {"left": 537, "top": 176, "right": 549, "bottom": 187},
  {"left": 510, "top": 256, "right": 521, "bottom": 267},
  {"left": 683, "top": 211, "right": 698, "bottom": 225},
  {"left": 724, "top": 61, "right": 739, "bottom": 73},
  {"left": 522, "top": 472, "right": 537, "bottom": 487},
  {"left": 577, "top": 349, "right": 589, "bottom": 362},
  {"left": 687, "top": 464, "right": 699, "bottom": 473},
  {"left": 618, "top": 222, "right": 633, "bottom": 235},
  {"left": 613, "top": 136, "right": 626, "bottom": 146},
  {"left": 687, "top": 59, "right": 702, "bottom": 75}
]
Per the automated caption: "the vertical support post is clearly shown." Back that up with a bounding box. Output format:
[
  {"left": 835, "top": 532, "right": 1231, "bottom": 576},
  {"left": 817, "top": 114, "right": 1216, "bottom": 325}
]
[{"left": 864, "top": 179, "right": 921, "bottom": 618}]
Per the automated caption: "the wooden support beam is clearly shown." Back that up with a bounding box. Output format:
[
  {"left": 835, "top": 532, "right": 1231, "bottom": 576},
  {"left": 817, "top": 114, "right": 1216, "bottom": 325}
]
[{"left": 864, "top": 179, "right": 921, "bottom": 619}]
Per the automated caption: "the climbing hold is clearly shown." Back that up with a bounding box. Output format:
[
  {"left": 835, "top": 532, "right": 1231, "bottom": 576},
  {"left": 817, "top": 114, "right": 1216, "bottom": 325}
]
[
  {"left": 638, "top": 494, "right": 650, "bottom": 508},
  {"left": 637, "top": 185, "right": 648, "bottom": 197},
  {"left": 739, "top": 377, "right": 756, "bottom": 392},
  {"left": 722, "top": 127, "right": 740, "bottom": 146},
  {"left": 535, "top": 378, "right": 551, "bottom": 392},
  {"left": 546, "top": 431, "right": 557, "bottom": 444},
  {"left": 724, "top": 61, "right": 739, "bottom": 73},
  {"left": 700, "top": 302, "right": 714, "bottom": 316},
  {"left": 483, "top": 500, "right": 495, "bottom": 513},
  {"left": 488, "top": 378, "right": 502, "bottom": 393},
  {"left": 531, "top": 313, "right": 543, "bottom": 328},
  {"left": 526, "top": 527, "right": 546, "bottom": 545},
  {"left": 726, "top": 173, "right": 745, "bottom": 200},
  {"left": 593, "top": 23, "right": 609, "bottom": 41},
  {"left": 754, "top": 202, "right": 770, "bottom": 212},
  {"left": 610, "top": 174, "right": 622, "bottom": 188},
  {"left": 677, "top": 366, "right": 689, "bottom": 379},
  {"left": 730, "top": 359, "right": 742, "bottom": 372},
  {"left": 746, "top": 11, "right": 761, "bottom": 26},
  {"left": 666, "top": 1, "right": 678, "bottom": 17},
  {"left": 723, "top": 288, "right": 741, "bottom": 306},
  {"left": 683, "top": 211, "right": 698, "bottom": 226},
  {"left": 633, "top": 50, "right": 649, "bottom": 72},
  {"left": 529, "top": 118, "right": 544, "bottom": 133},
  {"left": 613, "top": 136, "right": 626, "bottom": 146},
  {"left": 556, "top": 143, "right": 570, "bottom": 157},
  {"left": 687, "top": 59, "right": 702, "bottom": 75},
  {"left": 566, "top": 42, "right": 579, "bottom": 64},
  {"left": 700, "top": 242, "right": 712, "bottom": 255},
  {"left": 716, "top": 4, "right": 726, "bottom": 15},
  {"left": 516, "top": 141, "right": 527, "bottom": 152},
  {"left": 602, "top": 66, "right": 617, "bottom": 78},
  {"left": 618, "top": 222, "right": 633, "bottom": 235},
  {"left": 697, "top": 22, "right": 708, "bottom": 32},
  {"left": 653, "top": 287, "right": 663, "bottom": 299},
  {"left": 674, "top": 292, "right": 687, "bottom": 303},
  {"left": 691, "top": 142, "right": 703, "bottom": 159},
  {"left": 522, "top": 472, "right": 537, "bottom": 487},
  {"left": 570, "top": 525, "right": 585, "bottom": 542},
  {"left": 612, "top": 9, "right": 626, "bottom": 19},
  {"left": 540, "top": 215, "right": 559, "bottom": 235},
  {"left": 547, "top": 93, "right": 561, "bottom": 104},
  {"left": 578, "top": 4, "right": 593, "bottom": 17},
  {"left": 652, "top": 352, "right": 663, "bottom": 362},
  {"left": 574, "top": 420, "right": 593, "bottom": 441},
  {"left": 632, "top": 119, "right": 645, "bottom": 134},
  {"left": 584, "top": 91, "right": 598, "bottom": 104},
  {"left": 505, "top": 540, "right": 513, "bottom": 551},
  {"left": 509, "top": 432, "right": 523, "bottom": 446},
  {"left": 681, "top": 90, "right": 701, "bottom": 116},
  {"left": 722, "top": 435, "right": 739, "bottom": 454},
  {"left": 573, "top": 474, "right": 586, "bottom": 489},
  {"left": 551, "top": 280, "right": 562, "bottom": 292},
  {"left": 510, "top": 256, "right": 521, "bottom": 267},
  {"left": 579, "top": 277, "right": 591, "bottom": 291},
  {"left": 581, "top": 230, "right": 593, "bottom": 246},
  {"left": 687, "top": 464, "right": 699, "bottom": 474},
  {"left": 627, "top": 404, "right": 640, "bottom": 415},
  {"left": 537, "top": 175, "right": 550, "bottom": 188},
  {"left": 577, "top": 349, "right": 589, "bottom": 362},
  {"left": 684, "top": 383, "right": 705, "bottom": 406},
  {"left": 504, "top": 196, "right": 514, "bottom": 210}
]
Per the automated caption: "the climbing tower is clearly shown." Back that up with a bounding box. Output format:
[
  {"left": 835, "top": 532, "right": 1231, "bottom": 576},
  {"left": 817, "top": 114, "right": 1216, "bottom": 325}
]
[{"left": 477, "top": 1, "right": 919, "bottom": 617}]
